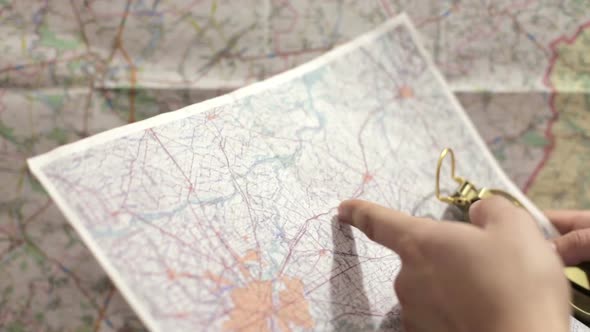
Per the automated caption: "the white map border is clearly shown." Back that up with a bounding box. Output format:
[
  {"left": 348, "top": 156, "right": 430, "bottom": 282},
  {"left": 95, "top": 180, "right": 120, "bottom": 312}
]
[{"left": 27, "top": 13, "right": 558, "bottom": 331}]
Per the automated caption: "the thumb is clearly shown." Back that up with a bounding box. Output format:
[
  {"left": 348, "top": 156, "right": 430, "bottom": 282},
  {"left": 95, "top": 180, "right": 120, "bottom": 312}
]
[
  {"left": 468, "top": 195, "right": 535, "bottom": 230},
  {"left": 553, "top": 228, "right": 590, "bottom": 266}
]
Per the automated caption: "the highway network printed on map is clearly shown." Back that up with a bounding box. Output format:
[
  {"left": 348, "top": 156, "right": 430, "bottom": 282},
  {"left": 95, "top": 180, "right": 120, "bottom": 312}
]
[
  {"left": 29, "top": 16, "right": 576, "bottom": 331},
  {"left": 3, "top": 1, "right": 590, "bottom": 331}
]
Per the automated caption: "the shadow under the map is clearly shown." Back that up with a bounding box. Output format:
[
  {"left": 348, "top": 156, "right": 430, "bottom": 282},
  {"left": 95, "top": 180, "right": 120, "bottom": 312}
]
[
  {"left": 375, "top": 199, "right": 464, "bottom": 331},
  {"left": 328, "top": 200, "right": 463, "bottom": 331},
  {"left": 330, "top": 218, "right": 375, "bottom": 330}
]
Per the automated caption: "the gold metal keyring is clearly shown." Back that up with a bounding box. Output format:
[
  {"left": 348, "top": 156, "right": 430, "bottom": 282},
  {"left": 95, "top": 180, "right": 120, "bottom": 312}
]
[
  {"left": 435, "top": 148, "right": 465, "bottom": 205},
  {"left": 435, "top": 148, "right": 520, "bottom": 217},
  {"left": 435, "top": 147, "right": 590, "bottom": 325}
]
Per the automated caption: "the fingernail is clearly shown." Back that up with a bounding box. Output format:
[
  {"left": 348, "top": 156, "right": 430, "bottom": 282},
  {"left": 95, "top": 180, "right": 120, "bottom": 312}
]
[{"left": 550, "top": 241, "right": 557, "bottom": 251}]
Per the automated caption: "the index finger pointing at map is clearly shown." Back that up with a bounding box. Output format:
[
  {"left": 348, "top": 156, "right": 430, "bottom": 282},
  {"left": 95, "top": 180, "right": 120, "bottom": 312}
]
[{"left": 337, "top": 199, "right": 431, "bottom": 254}]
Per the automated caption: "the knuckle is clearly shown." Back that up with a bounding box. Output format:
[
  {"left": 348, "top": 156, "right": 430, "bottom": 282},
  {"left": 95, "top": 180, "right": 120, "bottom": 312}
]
[
  {"left": 571, "top": 230, "right": 590, "bottom": 250},
  {"left": 396, "top": 222, "right": 431, "bottom": 259},
  {"left": 411, "top": 222, "right": 430, "bottom": 242},
  {"left": 354, "top": 203, "right": 372, "bottom": 222},
  {"left": 558, "top": 230, "right": 590, "bottom": 265},
  {"left": 571, "top": 211, "right": 590, "bottom": 230},
  {"left": 406, "top": 221, "right": 429, "bottom": 243},
  {"left": 397, "top": 234, "right": 422, "bottom": 260}
]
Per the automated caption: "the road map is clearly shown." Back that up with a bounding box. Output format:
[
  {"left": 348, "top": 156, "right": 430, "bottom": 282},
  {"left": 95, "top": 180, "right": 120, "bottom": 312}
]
[
  {"left": 3, "top": 1, "right": 590, "bottom": 331},
  {"left": 27, "top": 15, "right": 583, "bottom": 331}
]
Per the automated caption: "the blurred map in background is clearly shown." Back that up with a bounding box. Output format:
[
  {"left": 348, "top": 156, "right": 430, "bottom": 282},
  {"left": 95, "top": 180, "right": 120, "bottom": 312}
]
[{"left": 1, "top": 1, "right": 589, "bottom": 331}]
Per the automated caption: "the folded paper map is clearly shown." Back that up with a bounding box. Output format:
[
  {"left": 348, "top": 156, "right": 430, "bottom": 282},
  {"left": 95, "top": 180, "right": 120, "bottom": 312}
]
[{"left": 28, "top": 14, "right": 582, "bottom": 331}]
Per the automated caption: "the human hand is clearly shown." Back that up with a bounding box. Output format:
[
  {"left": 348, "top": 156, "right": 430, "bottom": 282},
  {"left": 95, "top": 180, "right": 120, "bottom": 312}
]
[
  {"left": 546, "top": 210, "right": 590, "bottom": 266},
  {"left": 337, "top": 196, "right": 569, "bottom": 332}
]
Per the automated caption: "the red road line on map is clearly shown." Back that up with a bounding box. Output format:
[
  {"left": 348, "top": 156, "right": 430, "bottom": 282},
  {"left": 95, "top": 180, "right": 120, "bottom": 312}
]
[
  {"left": 22, "top": 198, "right": 52, "bottom": 226},
  {"left": 50, "top": 173, "right": 112, "bottom": 218},
  {"left": 148, "top": 129, "right": 194, "bottom": 189},
  {"left": 184, "top": 191, "right": 252, "bottom": 283},
  {"left": 93, "top": 284, "right": 115, "bottom": 332},
  {"left": 416, "top": 2, "right": 461, "bottom": 28},
  {"left": 111, "top": 0, "right": 137, "bottom": 123},
  {"left": 118, "top": 43, "right": 137, "bottom": 123},
  {"left": 215, "top": 134, "right": 263, "bottom": 276},
  {"left": 117, "top": 137, "right": 140, "bottom": 212},
  {"left": 523, "top": 20, "right": 590, "bottom": 193},
  {"left": 303, "top": 257, "right": 378, "bottom": 295},
  {"left": 226, "top": 46, "right": 334, "bottom": 61},
  {"left": 272, "top": 0, "right": 298, "bottom": 34},
  {"left": 0, "top": 54, "right": 89, "bottom": 75},
  {"left": 271, "top": 0, "right": 299, "bottom": 56},
  {"left": 30, "top": 243, "right": 102, "bottom": 318},
  {"left": 83, "top": 0, "right": 205, "bottom": 18},
  {"left": 350, "top": 107, "right": 383, "bottom": 199},
  {"left": 380, "top": 0, "right": 395, "bottom": 17},
  {"left": 276, "top": 210, "right": 334, "bottom": 277},
  {"left": 0, "top": 89, "right": 5, "bottom": 114},
  {"left": 0, "top": 239, "right": 24, "bottom": 262},
  {"left": 437, "top": 1, "right": 542, "bottom": 63},
  {"left": 128, "top": 210, "right": 222, "bottom": 267}
]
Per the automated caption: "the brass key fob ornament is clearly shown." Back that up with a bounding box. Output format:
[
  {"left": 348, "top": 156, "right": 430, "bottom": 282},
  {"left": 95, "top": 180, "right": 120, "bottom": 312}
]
[
  {"left": 435, "top": 148, "right": 522, "bottom": 220},
  {"left": 435, "top": 148, "right": 590, "bottom": 325}
]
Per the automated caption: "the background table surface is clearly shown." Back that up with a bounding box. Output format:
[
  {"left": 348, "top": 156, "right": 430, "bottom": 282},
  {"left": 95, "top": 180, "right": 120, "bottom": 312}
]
[{"left": 1, "top": 1, "right": 589, "bottom": 331}]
